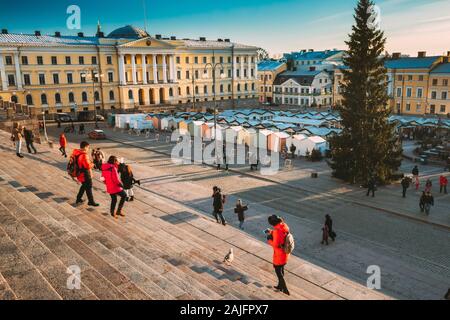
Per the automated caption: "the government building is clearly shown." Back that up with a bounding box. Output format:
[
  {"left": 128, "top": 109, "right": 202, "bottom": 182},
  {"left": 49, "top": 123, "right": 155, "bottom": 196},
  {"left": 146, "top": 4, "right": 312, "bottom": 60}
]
[{"left": 0, "top": 25, "right": 259, "bottom": 118}]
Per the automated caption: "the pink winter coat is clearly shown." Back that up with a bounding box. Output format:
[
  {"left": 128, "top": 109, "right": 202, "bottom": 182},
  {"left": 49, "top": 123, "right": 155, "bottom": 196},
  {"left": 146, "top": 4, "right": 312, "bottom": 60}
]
[{"left": 101, "top": 163, "right": 123, "bottom": 195}]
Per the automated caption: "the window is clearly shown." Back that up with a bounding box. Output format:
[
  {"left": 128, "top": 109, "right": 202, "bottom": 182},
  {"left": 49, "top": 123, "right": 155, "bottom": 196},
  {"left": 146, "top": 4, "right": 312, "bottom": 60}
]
[
  {"left": 237, "top": 84, "right": 241, "bottom": 92},
  {"left": 177, "top": 71, "right": 181, "bottom": 80},
  {"left": 417, "top": 88, "right": 423, "bottom": 98},
  {"left": 251, "top": 69, "right": 254, "bottom": 77},
  {"left": 128, "top": 90, "right": 133, "bottom": 100},
  {"left": 416, "top": 104, "right": 421, "bottom": 112},
  {"left": 106, "top": 56, "right": 112, "bottom": 65},
  {"left": 407, "top": 75, "right": 413, "bottom": 81},
  {"left": 406, "top": 87, "right": 412, "bottom": 97},
  {"left": 39, "top": 73, "right": 45, "bottom": 85},
  {"left": 252, "top": 83, "right": 255, "bottom": 91},
  {"left": 21, "top": 56, "right": 28, "bottom": 65},
  {"left": 442, "top": 92, "right": 448, "bottom": 100},
  {"left": 220, "top": 84, "right": 224, "bottom": 93},
  {"left": 23, "top": 74, "right": 31, "bottom": 85},
  {"left": 244, "top": 69, "right": 247, "bottom": 78},
  {"left": 228, "top": 57, "right": 231, "bottom": 64},
  {"left": 65, "top": 56, "right": 71, "bottom": 65},
  {"left": 109, "top": 90, "right": 115, "bottom": 101},
  {"left": 203, "top": 57, "right": 207, "bottom": 64},
  {"left": 186, "top": 71, "right": 190, "bottom": 79},
  {"left": 186, "top": 87, "right": 190, "bottom": 95},
  {"left": 419, "top": 75, "right": 424, "bottom": 81},
  {"left": 37, "top": 56, "right": 43, "bottom": 65},
  {"left": 440, "top": 105, "right": 446, "bottom": 113},
  {"left": 237, "top": 57, "right": 240, "bottom": 63},
  {"left": 237, "top": 70, "right": 240, "bottom": 77},
  {"left": 55, "top": 93, "right": 61, "bottom": 104},
  {"left": 92, "top": 56, "right": 97, "bottom": 65},
  {"left": 195, "top": 86, "right": 199, "bottom": 94},
  {"left": 432, "top": 79, "right": 438, "bottom": 86},
  {"left": 79, "top": 56, "right": 84, "bottom": 65},
  {"left": 176, "top": 56, "right": 180, "bottom": 64},
  {"left": 220, "top": 57, "right": 224, "bottom": 64},
  {"left": 82, "top": 92, "right": 88, "bottom": 102},
  {"left": 406, "top": 103, "right": 411, "bottom": 111},
  {"left": 80, "top": 73, "right": 86, "bottom": 83},
  {"left": 204, "top": 85, "right": 208, "bottom": 94},
  {"left": 195, "top": 70, "right": 199, "bottom": 79},
  {"left": 444, "top": 79, "right": 449, "bottom": 86},
  {"left": 396, "top": 87, "right": 402, "bottom": 97},
  {"left": 5, "top": 56, "right": 12, "bottom": 65},
  {"left": 185, "top": 57, "right": 190, "bottom": 64},
  {"left": 108, "top": 72, "right": 114, "bottom": 83},
  {"left": 228, "top": 84, "right": 231, "bottom": 92},
  {"left": 69, "top": 92, "right": 75, "bottom": 103},
  {"left": 244, "top": 83, "right": 248, "bottom": 91},
  {"left": 53, "top": 73, "right": 59, "bottom": 84},
  {"left": 431, "top": 91, "right": 437, "bottom": 99},
  {"left": 51, "top": 56, "right": 57, "bottom": 65},
  {"left": 397, "top": 75, "right": 403, "bottom": 81},
  {"left": 228, "top": 70, "right": 232, "bottom": 78},
  {"left": 94, "top": 91, "right": 100, "bottom": 101},
  {"left": 41, "top": 94, "right": 48, "bottom": 105},
  {"left": 26, "top": 94, "right": 33, "bottom": 105},
  {"left": 169, "top": 88, "right": 173, "bottom": 97}
]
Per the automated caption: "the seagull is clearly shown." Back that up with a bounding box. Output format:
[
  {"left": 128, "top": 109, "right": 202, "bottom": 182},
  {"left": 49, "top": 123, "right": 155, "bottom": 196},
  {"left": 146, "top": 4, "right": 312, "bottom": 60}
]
[{"left": 223, "top": 248, "right": 234, "bottom": 265}]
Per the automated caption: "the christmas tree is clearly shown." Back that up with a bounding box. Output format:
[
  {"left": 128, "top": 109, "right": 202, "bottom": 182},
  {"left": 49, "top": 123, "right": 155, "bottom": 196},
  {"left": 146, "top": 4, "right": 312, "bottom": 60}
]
[{"left": 329, "top": 0, "right": 402, "bottom": 184}]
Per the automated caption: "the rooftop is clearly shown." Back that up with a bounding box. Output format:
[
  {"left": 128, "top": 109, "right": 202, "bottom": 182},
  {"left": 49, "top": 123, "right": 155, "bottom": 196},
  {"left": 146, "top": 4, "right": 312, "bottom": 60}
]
[
  {"left": 430, "top": 62, "right": 450, "bottom": 74},
  {"left": 384, "top": 56, "right": 441, "bottom": 69},
  {"left": 257, "top": 60, "right": 286, "bottom": 71},
  {"left": 285, "top": 50, "right": 344, "bottom": 61}
]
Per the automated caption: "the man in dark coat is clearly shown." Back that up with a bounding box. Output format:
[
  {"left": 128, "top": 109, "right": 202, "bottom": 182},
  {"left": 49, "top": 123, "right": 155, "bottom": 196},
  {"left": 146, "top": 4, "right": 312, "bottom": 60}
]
[
  {"left": 401, "top": 176, "right": 411, "bottom": 198},
  {"left": 23, "top": 126, "right": 37, "bottom": 154},
  {"left": 366, "top": 176, "right": 376, "bottom": 197},
  {"left": 212, "top": 186, "right": 226, "bottom": 225}
]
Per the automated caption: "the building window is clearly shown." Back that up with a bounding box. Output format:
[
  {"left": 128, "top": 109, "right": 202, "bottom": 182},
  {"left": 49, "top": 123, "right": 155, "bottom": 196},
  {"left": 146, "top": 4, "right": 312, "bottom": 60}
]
[
  {"left": 244, "top": 69, "right": 247, "bottom": 78},
  {"left": 26, "top": 94, "right": 33, "bottom": 105},
  {"left": 186, "top": 87, "right": 190, "bottom": 95},
  {"left": 219, "top": 57, "right": 224, "bottom": 64},
  {"left": 228, "top": 84, "right": 231, "bottom": 92},
  {"left": 41, "top": 94, "right": 48, "bottom": 105},
  {"left": 21, "top": 56, "right": 28, "bottom": 65},
  {"left": 195, "top": 86, "right": 199, "bottom": 94},
  {"left": 406, "top": 87, "right": 412, "bottom": 97},
  {"left": 94, "top": 91, "right": 100, "bottom": 101},
  {"left": 407, "top": 75, "right": 413, "bottom": 81},
  {"left": 432, "top": 79, "right": 438, "bottom": 86},
  {"left": 106, "top": 56, "right": 112, "bottom": 65},
  {"left": 51, "top": 56, "right": 57, "bottom": 65},
  {"left": 440, "top": 105, "right": 446, "bottom": 113},
  {"left": 169, "top": 88, "right": 173, "bottom": 97},
  {"left": 406, "top": 103, "right": 411, "bottom": 111},
  {"left": 396, "top": 87, "right": 402, "bottom": 97},
  {"left": 220, "top": 84, "right": 224, "bottom": 93},
  {"left": 79, "top": 56, "right": 84, "bottom": 65},
  {"left": 108, "top": 72, "right": 114, "bottom": 83},
  {"left": 203, "top": 57, "right": 207, "bottom": 64},
  {"left": 92, "top": 56, "right": 97, "bottom": 65},
  {"left": 37, "top": 56, "right": 43, "bottom": 65},
  {"left": 431, "top": 91, "right": 437, "bottom": 99},
  {"left": 244, "top": 83, "right": 248, "bottom": 91},
  {"left": 228, "top": 70, "right": 232, "bottom": 78},
  {"left": 82, "top": 92, "right": 88, "bottom": 102},
  {"left": 176, "top": 56, "right": 180, "bottom": 64},
  {"left": 228, "top": 57, "right": 231, "bottom": 64},
  {"left": 23, "top": 74, "right": 31, "bottom": 85},
  {"left": 397, "top": 75, "right": 403, "bottom": 81},
  {"left": 109, "top": 90, "right": 115, "bottom": 101},
  {"left": 5, "top": 56, "right": 13, "bottom": 65},
  {"left": 53, "top": 73, "right": 59, "bottom": 84},
  {"left": 237, "top": 84, "right": 241, "bottom": 92},
  {"left": 177, "top": 71, "right": 181, "bottom": 80},
  {"left": 442, "top": 92, "right": 448, "bottom": 100},
  {"left": 443, "top": 79, "right": 449, "bottom": 86},
  {"left": 65, "top": 56, "right": 71, "bottom": 65},
  {"left": 69, "top": 92, "right": 75, "bottom": 103},
  {"left": 80, "top": 73, "right": 86, "bottom": 83},
  {"left": 204, "top": 85, "right": 208, "bottom": 94},
  {"left": 185, "top": 57, "right": 190, "bottom": 64},
  {"left": 416, "top": 104, "right": 421, "bottom": 112},
  {"left": 128, "top": 90, "right": 133, "bottom": 100},
  {"left": 195, "top": 70, "right": 199, "bottom": 79},
  {"left": 417, "top": 88, "right": 423, "bottom": 98},
  {"left": 418, "top": 75, "right": 424, "bottom": 81},
  {"left": 39, "top": 74, "right": 45, "bottom": 85},
  {"left": 55, "top": 93, "right": 61, "bottom": 104},
  {"left": 237, "top": 70, "right": 240, "bottom": 77},
  {"left": 185, "top": 71, "right": 190, "bottom": 79}
]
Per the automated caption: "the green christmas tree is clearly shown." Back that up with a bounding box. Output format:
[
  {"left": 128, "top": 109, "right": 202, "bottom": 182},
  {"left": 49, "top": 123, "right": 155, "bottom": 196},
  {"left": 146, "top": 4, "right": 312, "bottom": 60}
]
[{"left": 329, "top": 0, "right": 402, "bottom": 184}]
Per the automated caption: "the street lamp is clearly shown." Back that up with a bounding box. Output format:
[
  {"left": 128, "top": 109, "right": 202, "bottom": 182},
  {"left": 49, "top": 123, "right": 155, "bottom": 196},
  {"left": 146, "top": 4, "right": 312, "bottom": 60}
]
[
  {"left": 41, "top": 111, "right": 48, "bottom": 143},
  {"left": 81, "top": 68, "right": 103, "bottom": 129}
]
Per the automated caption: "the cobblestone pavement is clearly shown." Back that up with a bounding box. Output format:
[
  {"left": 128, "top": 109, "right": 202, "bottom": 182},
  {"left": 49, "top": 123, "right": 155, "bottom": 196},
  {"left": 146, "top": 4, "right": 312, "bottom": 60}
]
[{"left": 47, "top": 124, "right": 450, "bottom": 299}]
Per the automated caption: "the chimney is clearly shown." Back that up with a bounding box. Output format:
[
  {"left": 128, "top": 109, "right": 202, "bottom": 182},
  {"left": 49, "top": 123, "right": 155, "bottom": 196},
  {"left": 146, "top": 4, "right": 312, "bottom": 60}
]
[
  {"left": 77, "top": 32, "right": 84, "bottom": 37},
  {"left": 447, "top": 51, "right": 450, "bottom": 57},
  {"left": 418, "top": 51, "right": 426, "bottom": 58},
  {"left": 199, "top": 37, "right": 206, "bottom": 41},
  {"left": 54, "top": 31, "right": 61, "bottom": 37},
  {"left": 1, "top": 29, "right": 8, "bottom": 34},
  {"left": 392, "top": 52, "right": 401, "bottom": 59},
  {"left": 309, "top": 66, "right": 316, "bottom": 71},
  {"left": 224, "top": 39, "right": 230, "bottom": 42},
  {"left": 170, "top": 36, "right": 176, "bottom": 40},
  {"left": 35, "top": 30, "right": 41, "bottom": 36},
  {"left": 217, "top": 38, "right": 223, "bottom": 42},
  {"left": 155, "top": 34, "right": 161, "bottom": 39},
  {"left": 97, "top": 31, "right": 104, "bottom": 38},
  {"left": 309, "top": 49, "right": 314, "bottom": 52}
]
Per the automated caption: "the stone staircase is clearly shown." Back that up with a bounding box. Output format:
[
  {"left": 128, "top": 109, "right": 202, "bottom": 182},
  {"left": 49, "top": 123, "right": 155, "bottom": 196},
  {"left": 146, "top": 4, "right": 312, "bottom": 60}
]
[{"left": 0, "top": 130, "right": 390, "bottom": 300}]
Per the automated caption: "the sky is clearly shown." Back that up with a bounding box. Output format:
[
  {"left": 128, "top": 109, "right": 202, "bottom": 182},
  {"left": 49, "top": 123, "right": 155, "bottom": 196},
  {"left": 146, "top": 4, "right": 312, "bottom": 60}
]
[{"left": 1, "top": 0, "right": 449, "bottom": 57}]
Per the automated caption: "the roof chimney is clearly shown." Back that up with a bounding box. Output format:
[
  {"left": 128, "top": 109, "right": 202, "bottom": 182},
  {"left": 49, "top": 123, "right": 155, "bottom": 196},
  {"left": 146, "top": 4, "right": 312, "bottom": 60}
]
[
  {"left": 155, "top": 34, "right": 161, "bottom": 39},
  {"left": 1, "top": 29, "right": 8, "bottom": 34},
  {"left": 77, "top": 32, "right": 84, "bottom": 37},
  {"left": 199, "top": 37, "right": 206, "bottom": 41},
  {"left": 35, "top": 30, "right": 41, "bottom": 36},
  {"left": 170, "top": 36, "right": 176, "bottom": 40},
  {"left": 309, "top": 49, "right": 314, "bottom": 52},
  {"left": 217, "top": 38, "right": 223, "bottom": 42},
  {"left": 97, "top": 31, "right": 104, "bottom": 38},
  {"left": 54, "top": 31, "right": 61, "bottom": 37},
  {"left": 447, "top": 51, "right": 450, "bottom": 57},
  {"left": 418, "top": 51, "right": 426, "bottom": 58},
  {"left": 224, "top": 39, "right": 230, "bottom": 42},
  {"left": 392, "top": 52, "right": 401, "bottom": 59}
]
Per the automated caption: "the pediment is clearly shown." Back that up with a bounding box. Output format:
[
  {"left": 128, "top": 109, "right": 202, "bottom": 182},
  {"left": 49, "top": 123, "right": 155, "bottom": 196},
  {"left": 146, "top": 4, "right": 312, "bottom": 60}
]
[{"left": 119, "top": 37, "right": 176, "bottom": 49}]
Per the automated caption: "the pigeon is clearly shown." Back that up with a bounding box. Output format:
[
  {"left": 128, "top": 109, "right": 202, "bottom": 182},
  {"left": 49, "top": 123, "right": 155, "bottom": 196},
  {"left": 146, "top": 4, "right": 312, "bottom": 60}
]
[{"left": 223, "top": 248, "right": 234, "bottom": 265}]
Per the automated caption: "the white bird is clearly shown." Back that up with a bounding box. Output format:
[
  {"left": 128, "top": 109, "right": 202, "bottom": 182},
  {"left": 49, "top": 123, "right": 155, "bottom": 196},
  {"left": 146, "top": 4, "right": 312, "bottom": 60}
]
[{"left": 223, "top": 248, "right": 234, "bottom": 265}]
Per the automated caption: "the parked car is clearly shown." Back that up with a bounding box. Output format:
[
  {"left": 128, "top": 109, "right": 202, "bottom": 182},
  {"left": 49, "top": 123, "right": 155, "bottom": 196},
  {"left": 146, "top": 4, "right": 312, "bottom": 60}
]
[
  {"left": 95, "top": 114, "right": 105, "bottom": 121},
  {"left": 88, "top": 129, "right": 106, "bottom": 140},
  {"left": 56, "top": 113, "right": 74, "bottom": 122}
]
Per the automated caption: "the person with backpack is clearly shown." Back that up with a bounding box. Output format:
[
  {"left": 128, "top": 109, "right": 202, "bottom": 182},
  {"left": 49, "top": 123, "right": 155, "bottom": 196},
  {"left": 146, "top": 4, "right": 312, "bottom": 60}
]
[
  {"left": 92, "top": 148, "right": 106, "bottom": 170},
  {"left": 212, "top": 186, "right": 226, "bottom": 225},
  {"left": 69, "top": 141, "right": 99, "bottom": 207},
  {"left": 23, "top": 126, "right": 37, "bottom": 154},
  {"left": 401, "top": 176, "right": 411, "bottom": 198},
  {"left": 118, "top": 160, "right": 141, "bottom": 202},
  {"left": 423, "top": 191, "right": 434, "bottom": 215},
  {"left": 101, "top": 156, "right": 127, "bottom": 219},
  {"left": 11, "top": 122, "right": 24, "bottom": 158},
  {"left": 265, "top": 215, "right": 292, "bottom": 296},
  {"left": 234, "top": 199, "right": 248, "bottom": 230},
  {"left": 59, "top": 133, "right": 68, "bottom": 157}
]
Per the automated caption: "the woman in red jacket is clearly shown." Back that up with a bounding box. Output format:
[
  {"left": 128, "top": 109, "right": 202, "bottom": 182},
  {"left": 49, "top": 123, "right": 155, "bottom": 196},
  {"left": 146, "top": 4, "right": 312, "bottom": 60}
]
[
  {"left": 59, "top": 133, "right": 67, "bottom": 157},
  {"left": 440, "top": 175, "right": 448, "bottom": 194},
  {"left": 266, "top": 215, "right": 290, "bottom": 295},
  {"left": 101, "top": 156, "right": 127, "bottom": 219}
]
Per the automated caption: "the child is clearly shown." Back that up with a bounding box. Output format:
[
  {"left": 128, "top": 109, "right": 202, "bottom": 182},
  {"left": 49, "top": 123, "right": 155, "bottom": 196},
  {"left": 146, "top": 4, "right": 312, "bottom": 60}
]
[
  {"left": 118, "top": 160, "right": 140, "bottom": 201},
  {"left": 234, "top": 199, "right": 248, "bottom": 230},
  {"left": 59, "top": 133, "right": 67, "bottom": 157}
]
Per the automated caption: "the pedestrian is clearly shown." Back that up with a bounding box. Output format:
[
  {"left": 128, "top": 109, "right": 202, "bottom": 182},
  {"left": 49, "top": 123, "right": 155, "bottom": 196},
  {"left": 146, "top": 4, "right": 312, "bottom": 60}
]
[
  {"left": 412, "top": 165, "right": 419, "bottom": 190},
  {"left": 424, "top": 179, "right": 432, "bottom": 193},
  {"left": 439, "top": 175, "right": 448, "bottom": 194},
  {"left": 92, "top": 148, "right": 106, "bottom": 170},
  {"left": 212, "top": 186, "right": 227, "bottom": 225},
  {"left": 118, "top": 160, "right": 141, "bottom": 202},
  {"left": 445, "top": 288, "right": 450, "bottom": 300},
  {"left": 289, "top": 144, "right": 296, "bottom": 159},
  {"left": 401, "top": 176, "right": 411, "bottom": 198},
  {"left": 419, "top": 191, "right": 426, "bottom": 213},
  {"left": 366, "top": 175, "right": 376, "bottom": 197},
  {"left": 325, "top": 214, "right": 336, "bottom": 242},
  {"left": 423, "top": 191, "right": 434, "bottom": 215},
  {"left": 71, "top": 141, "right": 99, "bottom": 207},
  {"left": 234, "top": 199, "right": 248, "bottom": 229},
  {"left": 101, "top": 156, "right": 127, "bottom": 219},
  {"left": 23, "top": 126, "right": 37, "bottom": 154},
  {"left": 59, "top": 133, "right": 68, "bottom": 157},
  {"left": 79, "top": 123, "right": 85, "bottom": 135},
  {"left": 265, "top": 215, "right": 290, "bottom": 296},
  {"left": 321, "top": 223, "right": 329, "bottom": 245},
  {"left": 250, "top": 152, "right": 259, "bottom": 171},
  {"left": 11, "top": 122, "right": 24, "bottom": 158}
]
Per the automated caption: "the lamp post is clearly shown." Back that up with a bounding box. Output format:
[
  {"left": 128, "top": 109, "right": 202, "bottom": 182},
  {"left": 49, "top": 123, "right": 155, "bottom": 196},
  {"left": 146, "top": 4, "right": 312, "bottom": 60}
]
[
  {"left": 81, "top": 68, "right": 103, "bottom": 129},
  {"left": 41, "top": 111, "right": 48, "bottom": 143},
  {"left": 191, "top": 65, "right": 196, "bottom": 111},
  {"left": 203, "top": 62, "right": 225, "bottom": 154}
]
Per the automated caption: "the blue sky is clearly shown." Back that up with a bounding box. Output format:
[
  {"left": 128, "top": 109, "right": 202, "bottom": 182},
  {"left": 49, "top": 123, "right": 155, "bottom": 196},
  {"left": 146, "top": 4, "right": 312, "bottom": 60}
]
[{"left": 1, "top": 0, "right": 449, "bottom": 57}]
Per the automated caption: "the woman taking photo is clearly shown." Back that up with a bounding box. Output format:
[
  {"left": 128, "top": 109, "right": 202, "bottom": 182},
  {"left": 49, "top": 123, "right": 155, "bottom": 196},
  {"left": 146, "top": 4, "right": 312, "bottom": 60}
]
[{"left": 101, "top": 156, "right": 127, "bottom": 219}]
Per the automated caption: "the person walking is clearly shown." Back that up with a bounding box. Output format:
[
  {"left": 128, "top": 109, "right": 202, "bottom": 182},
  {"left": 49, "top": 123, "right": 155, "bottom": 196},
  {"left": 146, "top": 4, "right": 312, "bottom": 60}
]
[
  {"left": 11, "top": 123, "right": 24, "bottom": 158},
  {"left": 439, "top": 175, "right": 448, "bottom": 194},
  {"left": 266, "top": 215, "right": 290, "bottom": 296},
  {"left": 212, "top": 186, "right": 226, "bottom": 225},
  {"left": 118, "top": 160, "right": 141, "bottom": 202},
  {"left": 101, "top": 156, "right": 127, "bottom": 219},
  {"left": 72, "top": 141, "right": 99, "bottom": 207},
  {"left": 79, "top": 123, "right": 85, "bottom": 135},
  {"left": 366, "top": 175, "right": 376, "bottom": 197},
  {"left": 321, "top": 222, "right": 329, "bottom": 245},
  {"left": 325, "top": 214, "right": 336, "bottom": 242},
  {"left": 419, "top": 191, "right": 426, "bottom": 213},
  {"left": 92, "top": 148, "right": 106, "bottom": 170},
  {"left": 289, "top": 144, "right": 296, "bottom": 159},
  {"left": 424, "top": 179, "right": 432, "bottom": 193},
  {"left": 59, "top": 133, "right": 68, "bottom": 157},
  {"left": 250, "top": 151, "right": 259, "bottom": 171},
  {"left": 234, "top": 199, "right": 248, "bottom": 230},
  {"left": 423, "top": 191, "right": 434, "bottom": 215},
  {"left": 412, "top": 165, "right": 420, "bottom": 190},
  {"left": 23, "top": 126, "right": 37, "bottom": 154},
  {"left": 401, "top": 176, "right": 411, "bottom": 198}
]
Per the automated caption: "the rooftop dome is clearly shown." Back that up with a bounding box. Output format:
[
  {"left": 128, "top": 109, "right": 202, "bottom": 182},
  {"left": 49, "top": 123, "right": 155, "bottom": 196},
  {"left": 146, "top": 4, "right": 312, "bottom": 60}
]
[{"left": 107, "top": 25, "right": 149, "bottom": 39}]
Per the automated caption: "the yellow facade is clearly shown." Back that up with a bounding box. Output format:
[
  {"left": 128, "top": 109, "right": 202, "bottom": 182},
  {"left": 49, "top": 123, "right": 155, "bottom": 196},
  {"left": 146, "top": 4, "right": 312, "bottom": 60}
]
[
  {"left": 0, "top": 27, "right": 259, "bottom": 117},
  {"left": 257, "top": 62, "right": 286, "bottom": 104}
]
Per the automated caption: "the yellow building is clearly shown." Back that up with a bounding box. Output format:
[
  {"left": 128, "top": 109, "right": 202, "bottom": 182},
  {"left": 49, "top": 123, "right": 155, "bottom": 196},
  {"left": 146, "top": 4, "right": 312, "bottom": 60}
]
[
  {"left": 257, "top": 60, "right": 286, "bottom": 104},
  {"left": 0, "top": 25, "right": 259, "bottom": 118}
]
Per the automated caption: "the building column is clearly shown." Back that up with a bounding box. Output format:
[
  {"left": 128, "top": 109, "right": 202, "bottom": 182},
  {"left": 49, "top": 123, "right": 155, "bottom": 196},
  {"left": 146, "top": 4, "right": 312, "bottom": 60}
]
[
  {"left": 0, "top": 54, "right": 7, "bottom": 90},
  {"left": 240, "top": 56, "right": 245, "bottom": 80},
  {"left": 233, "top": 56, "right": 238, "bottom": 79},
  {"left": 153, "top": 54, "right": 158, "bottom": 84},
  {"left": 118, "top": 54, "right": 125, "bottom": 85},
  {"left": 142, "top": 54, "right": 148, "bottom": 85},
  {"left": 254, "top": 58, "right": 258, "bottom": 80},
  {"left": 162, "top": 54, "right": 168, "bottom": 83},
  {"left": 14, "top": 52, "right": 22, "bottom": 89},
  {"left": 169, "top": 55, "right": 175, "bottom": 82},
  {"left": 131, "top": 54, "right": 137, "bottom": 85},
  {"left": 247, "top": 55, "right": 252, "bottom": 82}
]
